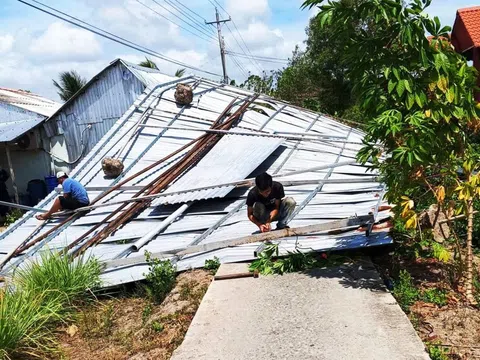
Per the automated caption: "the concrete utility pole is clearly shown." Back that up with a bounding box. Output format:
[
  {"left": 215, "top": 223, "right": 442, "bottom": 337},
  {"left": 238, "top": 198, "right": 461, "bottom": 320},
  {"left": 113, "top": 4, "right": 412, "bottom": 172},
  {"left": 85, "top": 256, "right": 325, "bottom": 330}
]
[{"left": 206, "top": 8, "right": 231, "bottom": 84}]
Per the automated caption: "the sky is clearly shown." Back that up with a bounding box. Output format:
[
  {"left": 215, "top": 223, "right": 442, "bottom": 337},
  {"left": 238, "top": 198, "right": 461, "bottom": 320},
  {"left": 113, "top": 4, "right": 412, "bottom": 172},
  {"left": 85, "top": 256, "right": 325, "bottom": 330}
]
[{"left": 0, "top": 0, "right": 477, "bottom": 102}]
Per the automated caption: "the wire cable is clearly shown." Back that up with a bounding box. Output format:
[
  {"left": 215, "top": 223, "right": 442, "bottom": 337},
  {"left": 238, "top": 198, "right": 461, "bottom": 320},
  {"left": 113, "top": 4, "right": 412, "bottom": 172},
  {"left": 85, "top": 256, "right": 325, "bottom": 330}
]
[
  {"left": 135, "top": 0, "right": 215, "bottom": 43},
  {"left": 17, "top": 0, "right": 222, "bottom": 77},
  {"left": 165, "top": 0, "right": 216, "bottom": 36},
  {"left": 226, "top": 51, "right": 289, "bottom": 64},
  {"left": 225, "top": 23, "right": 263, "bottom": 73}
]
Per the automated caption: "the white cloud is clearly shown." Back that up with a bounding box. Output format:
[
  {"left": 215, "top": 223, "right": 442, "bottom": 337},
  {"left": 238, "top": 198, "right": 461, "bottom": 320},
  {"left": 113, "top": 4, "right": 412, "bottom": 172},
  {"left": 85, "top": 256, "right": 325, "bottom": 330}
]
[
  {"left": 29, "top": 22, "right": 102, "bottom": 62},
  {"left": 0, "top": 34, "right": 14, "bottom": 54},
  {"left": 226, "top": 0, "right": 270, "bottom": 23}
]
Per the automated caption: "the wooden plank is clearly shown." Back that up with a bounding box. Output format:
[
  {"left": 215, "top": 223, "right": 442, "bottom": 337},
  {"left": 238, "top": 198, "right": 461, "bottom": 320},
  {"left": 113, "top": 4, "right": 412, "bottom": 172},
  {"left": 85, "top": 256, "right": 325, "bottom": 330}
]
[{"left": 103, "top": 215, "right": 373, "bottom": 269}]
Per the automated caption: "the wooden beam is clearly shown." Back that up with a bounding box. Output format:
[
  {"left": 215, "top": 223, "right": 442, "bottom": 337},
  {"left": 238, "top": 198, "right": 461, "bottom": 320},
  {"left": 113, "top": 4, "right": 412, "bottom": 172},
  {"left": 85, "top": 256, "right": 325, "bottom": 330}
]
[
  {"left": 5, "top": 145, "right": 19, "bottom": 204},
  {"left": 103, "top": 215, "right": 373, "bottom": 269}
]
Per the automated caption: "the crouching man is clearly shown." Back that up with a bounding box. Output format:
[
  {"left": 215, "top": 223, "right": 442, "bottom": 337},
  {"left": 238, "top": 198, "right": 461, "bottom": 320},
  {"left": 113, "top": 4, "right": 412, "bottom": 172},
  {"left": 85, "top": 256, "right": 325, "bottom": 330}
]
[
  {"left": 36, "top": 172, "right": 90, "bottom": 220},
  {"left": 246, "top": 172, "right": 296, "bottom": 233}
]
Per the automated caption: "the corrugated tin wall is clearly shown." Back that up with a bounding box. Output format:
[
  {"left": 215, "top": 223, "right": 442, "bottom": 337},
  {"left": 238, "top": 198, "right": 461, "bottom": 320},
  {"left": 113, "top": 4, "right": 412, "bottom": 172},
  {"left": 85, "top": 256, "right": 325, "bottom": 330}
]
[{"left": 47, "top": 62, "right": 146, "bottom": 169}]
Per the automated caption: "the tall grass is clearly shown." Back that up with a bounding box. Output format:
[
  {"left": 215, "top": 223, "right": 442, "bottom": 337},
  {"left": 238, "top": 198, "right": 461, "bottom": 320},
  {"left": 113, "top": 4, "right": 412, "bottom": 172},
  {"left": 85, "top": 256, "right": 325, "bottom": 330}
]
[
  {"left": 0, "top": 250, "right": 101, "bottom": 359},
  {"left": 15, "top": 250, "right": 102, "bottom": 310},
  {"left": 0, "top": 287, "right": 63, "bottom": 359}
]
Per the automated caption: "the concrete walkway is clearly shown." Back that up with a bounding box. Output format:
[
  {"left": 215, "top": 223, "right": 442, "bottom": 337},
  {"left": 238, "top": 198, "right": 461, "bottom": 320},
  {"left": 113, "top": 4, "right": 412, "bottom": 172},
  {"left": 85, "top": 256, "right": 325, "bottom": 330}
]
[{"left": 172, "top": 261, "right": 430, "bottom": 360}]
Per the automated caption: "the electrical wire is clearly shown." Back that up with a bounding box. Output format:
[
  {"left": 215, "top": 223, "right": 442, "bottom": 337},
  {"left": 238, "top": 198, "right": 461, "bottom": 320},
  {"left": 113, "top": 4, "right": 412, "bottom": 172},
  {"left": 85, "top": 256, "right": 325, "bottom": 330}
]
[
  {"left": 135, "top": 0, "right": 215, "bottom": 43},
  {"left": 225, "top": 23, "right": 263, "bottom": 73},
  {"left": 228, "top": 53, "right": 249, "bottom": 79},
  {"left": 227, "top": 51, "right": 290, "bottom": 62},
  {"left": 149, "top": 0, "right": 217, "bottom": 41},
  {"left": 164, "top": 0, "right": 216, "bottom": 36},
  {"left": 226, "top": 51, "right": 289, "bottom": 64},
  {"left": 17, "top": 0, "right": 222, "bottom": 77},
  {"left": 211, "top": 0, "right": 264, "bottom": 72}
]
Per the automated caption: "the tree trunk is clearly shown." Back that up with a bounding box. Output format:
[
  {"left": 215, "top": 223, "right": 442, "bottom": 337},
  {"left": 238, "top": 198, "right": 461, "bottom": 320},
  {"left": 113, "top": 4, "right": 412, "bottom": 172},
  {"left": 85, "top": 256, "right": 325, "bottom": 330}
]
[{"left": 465, "top": 198, "right": 476, "bottom": 304}]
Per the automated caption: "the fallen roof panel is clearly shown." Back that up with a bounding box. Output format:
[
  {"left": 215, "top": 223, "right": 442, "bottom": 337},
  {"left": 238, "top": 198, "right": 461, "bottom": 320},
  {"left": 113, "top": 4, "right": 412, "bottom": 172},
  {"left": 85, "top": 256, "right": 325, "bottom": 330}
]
[{"left": 0, "top": 75, "right": 392, "bottom": 287}]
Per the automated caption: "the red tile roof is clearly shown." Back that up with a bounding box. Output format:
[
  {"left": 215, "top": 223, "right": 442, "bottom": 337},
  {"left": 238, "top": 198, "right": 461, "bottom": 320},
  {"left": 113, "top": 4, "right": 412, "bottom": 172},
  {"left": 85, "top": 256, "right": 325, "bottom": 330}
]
[{"left": 452, "top": 6, "right": 480, "bottom": 52}]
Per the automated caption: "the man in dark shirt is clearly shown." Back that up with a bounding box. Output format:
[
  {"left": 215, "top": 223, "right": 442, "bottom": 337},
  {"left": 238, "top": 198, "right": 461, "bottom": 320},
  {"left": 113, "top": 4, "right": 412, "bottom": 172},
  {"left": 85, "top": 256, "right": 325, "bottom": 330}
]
[{"left": 246, "top": 172, "right": 296, "bottom": 233}]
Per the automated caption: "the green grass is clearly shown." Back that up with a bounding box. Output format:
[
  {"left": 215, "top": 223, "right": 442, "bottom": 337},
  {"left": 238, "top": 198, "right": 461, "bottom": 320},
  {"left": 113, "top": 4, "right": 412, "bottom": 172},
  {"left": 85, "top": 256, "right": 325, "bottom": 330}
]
[
  {"left": 0, "top": 287, "right": 63, "bottom": 359},
  {"left": 420, "top": 288, "right": 448, "bottom": 307},
  {"left": 15, "top": 250, "right": 101, "bottom": 311},
  {"left": 0, "top": 250, "right": 102, "bottom": 359},
  {"left": 428, "top": 344, "right": 449, "bottom": 360}
]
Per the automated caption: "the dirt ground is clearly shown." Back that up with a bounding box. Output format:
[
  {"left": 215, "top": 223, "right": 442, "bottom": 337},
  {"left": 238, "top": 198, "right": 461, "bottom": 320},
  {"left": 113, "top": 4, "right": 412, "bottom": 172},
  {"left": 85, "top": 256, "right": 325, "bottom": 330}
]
[
  {"left": 373, "top": 252, "right": 480, "bottom": 359},
  {"left": 59, "top": 270, "right": 213, "bottom": 360}
]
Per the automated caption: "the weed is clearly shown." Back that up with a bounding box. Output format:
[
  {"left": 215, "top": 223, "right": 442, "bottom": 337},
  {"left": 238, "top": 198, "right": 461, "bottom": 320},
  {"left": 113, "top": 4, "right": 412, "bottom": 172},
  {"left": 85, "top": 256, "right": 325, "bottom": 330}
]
[
  {"left": 204, "top": 257, "right": 221, "bottom": 274},
  {"left": 179, "top": 282, "right": 194, "bottom": 301},
  {"left": 142, "top": 303, "right": 153, "bottom": 326},
  {"left": 3, "top": 209, "right": 23, "bottom": 227},
  {"left": 249, "top": 243, "right": 318, "bottom": 275},
  {"left": 151, "top": 320, "right": 164, "bottom": 333},
  {"left": 79, "top": 303, "right": 115, "bottom": 338},
  {"left": 392, "top": 270, "right": 419, "bottom": 312},
  {"left": 143, "top": 251, "right": 176, "bottom": 304},
  {"left": 420, "top": 288, "right": 447, "bottom": 307},
  {"left": 15, "top": 250, "right": 101, "bottom": 312},
  {"left": 428, "top": 344, "right": 449, "bottom": 360},
  {"left": 0, "top": 286, "right": 63, "bottom": 359}
]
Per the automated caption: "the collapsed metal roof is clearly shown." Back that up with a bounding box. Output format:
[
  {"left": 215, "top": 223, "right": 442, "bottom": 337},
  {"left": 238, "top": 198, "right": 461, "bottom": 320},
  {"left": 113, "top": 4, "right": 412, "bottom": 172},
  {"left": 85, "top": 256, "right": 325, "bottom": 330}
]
[{"left": 0, "top": 76, "right": 391, "bottom": 287}]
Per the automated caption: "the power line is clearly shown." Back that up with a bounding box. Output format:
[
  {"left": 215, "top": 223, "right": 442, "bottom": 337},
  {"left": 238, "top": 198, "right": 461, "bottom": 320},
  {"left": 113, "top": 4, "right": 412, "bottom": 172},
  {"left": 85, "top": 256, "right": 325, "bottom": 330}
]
[
  {"left": 210, "top": 0, "right": 264, "bottom": 73},
  {"left": 17, "top": 0, "right": 222, "bottom": 77},
  {"left": 225, "top": 23, "right": 263, "bottom": 73},
  {"left": 135, "top": 0, "right": 215, "bottom": 43},
  {"left": 228, "top": 54, "right": 249, "bottom": 79},
  {"left": 226, "top": 51, "right": 289, "bottom": 64},
  {"left": 165, "top": 0, "right": 216, "bottom": 36},
  {"left": 149, "top": 0, "right": 217, "bottom": 41}
]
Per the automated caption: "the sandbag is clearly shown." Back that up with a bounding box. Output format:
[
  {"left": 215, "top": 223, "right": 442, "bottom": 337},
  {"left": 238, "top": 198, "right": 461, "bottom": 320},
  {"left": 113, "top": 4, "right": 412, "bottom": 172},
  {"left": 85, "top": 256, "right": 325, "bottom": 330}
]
[
  {"left": 174, "top": 83, "right": 193, "bottom": 105},
  {"left": 102, "top": 158, "right": 124, "bottom": 178}
]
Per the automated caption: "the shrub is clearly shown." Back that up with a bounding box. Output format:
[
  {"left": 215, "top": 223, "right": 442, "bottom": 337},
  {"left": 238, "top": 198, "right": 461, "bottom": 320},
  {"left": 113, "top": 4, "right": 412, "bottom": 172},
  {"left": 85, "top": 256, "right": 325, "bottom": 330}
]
[
  {"left": 3, "top": 209, "right": 23, "bottom": 227},
  {"left": 0, "top": 287, "right": 63, "bottom": 359},
  {"left": 204, "top": 257, "right": 221, "bottom": 274},
  {"left": 15, "top": 250, "right": 101, "bottom": 311},
  {"left": 421, "top": 288, "right": 447, "bottom": 307},
  {"left": 428, "top": 344, "right": 448, "bottom": 360},
  {"left": 392, "top": 270, "right": 419, "bottom": 312},
  {"left": 143, "top": 251, "right": 176, "bottom": 304}
]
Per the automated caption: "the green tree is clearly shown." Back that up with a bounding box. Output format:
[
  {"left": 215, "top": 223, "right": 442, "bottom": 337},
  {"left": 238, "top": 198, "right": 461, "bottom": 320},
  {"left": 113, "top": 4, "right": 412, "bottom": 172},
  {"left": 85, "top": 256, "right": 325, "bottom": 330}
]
[
  {"left": 52, "top": 71, "right": 86, "bottom": 102},
  {"left": 240, "top": 72, "right": 277, "bottom": 96},
  {"left": 138, "top": 57, "right": 159, "bottom": 70},
  {"left": 303, "top": 0, "right": 480, "bottom": 303}
]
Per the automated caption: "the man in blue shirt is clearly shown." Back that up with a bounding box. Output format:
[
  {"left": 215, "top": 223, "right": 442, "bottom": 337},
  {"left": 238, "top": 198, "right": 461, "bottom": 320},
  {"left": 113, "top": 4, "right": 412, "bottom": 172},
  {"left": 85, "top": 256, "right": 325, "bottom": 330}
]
[{"left": 36, "top": 172, "right": 90, "bottom": 220}]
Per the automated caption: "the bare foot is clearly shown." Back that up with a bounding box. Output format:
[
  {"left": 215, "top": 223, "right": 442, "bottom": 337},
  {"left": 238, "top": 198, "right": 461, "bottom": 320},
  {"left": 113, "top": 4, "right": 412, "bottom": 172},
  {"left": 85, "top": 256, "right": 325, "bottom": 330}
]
[{"left": 36, "top": 214, "right": 50, "bottom": 221}]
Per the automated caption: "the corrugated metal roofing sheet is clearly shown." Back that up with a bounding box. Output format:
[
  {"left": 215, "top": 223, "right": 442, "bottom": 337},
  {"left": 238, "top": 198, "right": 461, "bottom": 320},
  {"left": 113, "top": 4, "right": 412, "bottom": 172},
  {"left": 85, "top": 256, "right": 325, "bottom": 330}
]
[
  {"left": 158, "top": 134, "right": 284, "bottom": 205},
  {"left": 0, "top": 118, "right": 43, "bottom": 142},
  {"left": 0, "top": 88, "right": 61, "bottom": 117},
  {"left": 0, "top": 74, "right": 392, "bottom": 288}
]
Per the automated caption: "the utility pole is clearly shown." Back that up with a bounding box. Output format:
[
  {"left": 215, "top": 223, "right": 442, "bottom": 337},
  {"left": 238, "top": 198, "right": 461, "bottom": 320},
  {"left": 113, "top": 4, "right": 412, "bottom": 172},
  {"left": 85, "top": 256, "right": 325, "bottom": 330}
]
[{"left": 206, "top": 8, "right": 231, "bottom": 84}]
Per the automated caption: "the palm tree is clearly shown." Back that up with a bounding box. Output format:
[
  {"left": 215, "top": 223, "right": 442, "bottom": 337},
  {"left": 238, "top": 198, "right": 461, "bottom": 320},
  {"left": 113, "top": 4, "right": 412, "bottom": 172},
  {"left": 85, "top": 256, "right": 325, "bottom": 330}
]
[
  {"left": 175, "top": 68, "right": 186, "bottom": 77},
  {"left": 53, "top": 71, "right": 87, "bottom": 102},
  {"left": 138, "top": 57, "right": 159, "bottom": 70}
]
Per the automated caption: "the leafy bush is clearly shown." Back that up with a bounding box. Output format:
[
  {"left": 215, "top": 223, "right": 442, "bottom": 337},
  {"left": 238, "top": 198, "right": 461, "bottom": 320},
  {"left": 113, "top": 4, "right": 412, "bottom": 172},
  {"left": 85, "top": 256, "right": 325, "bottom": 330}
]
[
  {"left": 392, "top": 270, "right": 419, "bottom": 312},
  {"left": 3, "top": 209, "right": 23, "bottom": 227},
  {"left": 143, "top": 251, "right": 176, "bottom": 304},
  {"left": 420, "top": 288, "right": 447, "bottom": 307},
  {"left": 428, "top": 344, "right": 448, "bottom": 360},
  {"left": 204, "top": 257, "right": 221, "bottom": 274},
  {"left": 249, "top": 243, "right": 317, "bottom": 275},
  {"left": 15, "top": 250, "right": 101, "bottom": 311}
]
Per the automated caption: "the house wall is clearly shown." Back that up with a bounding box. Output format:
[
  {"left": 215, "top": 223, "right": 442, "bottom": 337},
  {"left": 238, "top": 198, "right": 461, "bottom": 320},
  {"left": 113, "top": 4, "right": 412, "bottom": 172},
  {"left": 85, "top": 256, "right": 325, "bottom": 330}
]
[
  {"left": 45, "top": 62, "right": 147, "bottom": 172},
  {"left": 0, "top": 146, "right": 51, "bottom": 201}
]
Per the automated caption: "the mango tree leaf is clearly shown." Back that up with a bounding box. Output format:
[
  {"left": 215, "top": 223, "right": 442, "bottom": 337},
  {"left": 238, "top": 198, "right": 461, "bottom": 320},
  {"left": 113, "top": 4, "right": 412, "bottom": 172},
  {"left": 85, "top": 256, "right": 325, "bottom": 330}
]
[
  {"left": 437, "top": 76, "right": 448, "bottom": 93},
  {"left": 404, "top": 80, "right": 412, "bottom": 93},
  {"left": 446, "top": 87, "right": 455, "bottom": 103}
]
